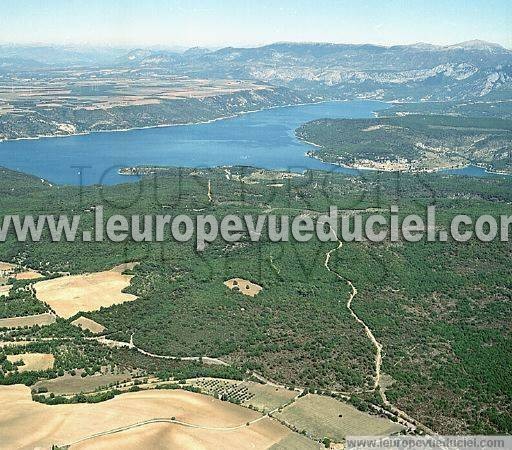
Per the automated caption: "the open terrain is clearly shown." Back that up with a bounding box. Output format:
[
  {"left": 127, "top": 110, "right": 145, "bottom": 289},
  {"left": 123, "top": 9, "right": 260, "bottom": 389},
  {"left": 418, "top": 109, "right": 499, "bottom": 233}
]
[
  {"left": 33, "top": 372, "right": 131, "bottom": 395},
  {"left": 34, "top": 268, "right": 137, "bottom": 319},
  {"left": 0, "top": 262, "right": 16, "bottom": 274},
  {"left": 6, "top": 353, "right": 55, "bottom": 372},
  {"left": 189, "top": 378, "right": 298, "bottom": 413},
  {"left": 13, "top": 270, "right": 44, "bottom": 280},
  {"left": 2, "top": 40, "right": 512, "bottom": 142},
  {"left": 0, "top": 69, "right": 312, "bottom": 141},
  {"left": 274, "top": 394, "right": 404, "bottom": 440},
  {"left": 224, "top": 278, "right": 264, "bottom": 297},
  {"left": 0, "top": 285, "right": 11, "bottom": 298},
  {"left": 0, "top": 38, "right": 511, "bottom": 447},
  {"left": 0, "top": 385, "right": 308, "bottom": 450},
  {"left": 71, "top": 316, "right": 106, "bottom": 334},
  {"left": 0, "top": 312, "right": 56, "bottom": 329},
  {"left": 240, "top": 382, "right": 298, "bottom": 412},
  {"left": 0, "top": 261, "right": 43, "bottom": 279}
]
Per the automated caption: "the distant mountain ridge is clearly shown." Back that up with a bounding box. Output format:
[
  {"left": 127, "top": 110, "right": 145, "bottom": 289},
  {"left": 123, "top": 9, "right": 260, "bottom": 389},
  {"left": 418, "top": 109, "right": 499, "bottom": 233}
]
[
  {"left": 2, "top": 40, "right": 512, "bottom": 101},
  {"left": 114, "top": 40, "right": 512, "bottom": 101}
]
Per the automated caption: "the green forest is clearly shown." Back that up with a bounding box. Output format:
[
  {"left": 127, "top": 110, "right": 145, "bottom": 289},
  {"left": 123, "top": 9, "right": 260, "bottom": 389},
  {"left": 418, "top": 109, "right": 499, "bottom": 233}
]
[
  {"left": 0, "top": 166, "right": 510, "bottom": 434},
  {"left": 297, "top": 115, "right": 512, "bottom": 173}
]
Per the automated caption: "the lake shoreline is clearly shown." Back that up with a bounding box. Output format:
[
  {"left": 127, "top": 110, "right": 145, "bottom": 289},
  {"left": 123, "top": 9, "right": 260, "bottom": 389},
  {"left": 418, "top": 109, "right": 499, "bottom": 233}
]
[
  {"left": 2, "top": 99, "right": 505, "bottom": 186},
  {"left": 0, "top": 98, "right": 375, "bottom": 144},
  {"left": 296, "top": 132, "right": 512, "bottom": 176}
]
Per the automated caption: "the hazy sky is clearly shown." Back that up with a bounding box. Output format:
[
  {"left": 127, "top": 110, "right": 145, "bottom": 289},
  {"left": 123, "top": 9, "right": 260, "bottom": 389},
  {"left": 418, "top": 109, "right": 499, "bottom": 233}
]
[{"left": 1, "top": 0, "right": 510, "bottom": 48}]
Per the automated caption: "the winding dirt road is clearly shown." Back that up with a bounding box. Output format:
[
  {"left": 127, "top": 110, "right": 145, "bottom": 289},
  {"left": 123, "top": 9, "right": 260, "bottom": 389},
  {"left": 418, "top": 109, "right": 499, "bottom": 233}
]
[
  {"left": 323, "top": 230, "right": 383, "bottom": 391},
  {"left": 92, "top": 334, "right": 229, "bottom": 366},
  {"left": 62, "top": 411, "right": 280, "bottom": 448},
  {"left": 324, "top": 227, "right": 436, "bottom": 435}
]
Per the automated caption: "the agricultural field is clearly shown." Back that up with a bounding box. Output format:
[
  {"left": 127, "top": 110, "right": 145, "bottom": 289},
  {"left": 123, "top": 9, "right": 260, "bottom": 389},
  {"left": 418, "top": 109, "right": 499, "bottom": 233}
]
[
  {"left": 274, "top": 394, "right": 404, "bottom": 441},
  {"left": 6, "top": 352, "right": 55, "bottom": 372},
  {"left": 0, "top": 27, "right": 511, "bottom": 448},
  {"left": 0, "top": 385, "right": 308, "bottom": 450},
  {"left": 70, "top": 419, "right": 300, "bottom": 450},
  {"left": 189, "top": 378, "right": 297, "bottom": 413},
  {"left": 0, "top": 69, "right": 312, "bottom": 141},
  {"left": 34, "top": 268, "right": 137, "bottom": 318},
  {"left": 270, "top": 434, "right": 323, "bottom": 450},
  {"left": 0, "top": 262, "right": 16, "bottom": 274},
  {"left": 71, "top": 316, "right": 107, "bottom": 334},
  {"left": 33, "top": 371, "right": 131, "bottom": 395},
  {"left": 13, "top": 270, "right": 44, "bottom": 280},
  {"left": 0, "top": 312, "right": 56, "bottom": 329},
  {"left": 240, "top": 382, "right": 298, "bottom": 412},
  {"left": 0, "top": 261, "right": 43, "bottom": 279}
]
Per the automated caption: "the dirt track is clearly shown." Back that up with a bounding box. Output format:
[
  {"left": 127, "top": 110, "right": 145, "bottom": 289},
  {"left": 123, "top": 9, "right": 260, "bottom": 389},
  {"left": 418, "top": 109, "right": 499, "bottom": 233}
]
[
  {"left": 323, "top": 233, "right": 382, "bottom": 391},
  {"left": 323, "top": 226, "right": 436, "bottom": 435},
  {"left": 0, "top": 385, "right": 299, "bottom": 450}
]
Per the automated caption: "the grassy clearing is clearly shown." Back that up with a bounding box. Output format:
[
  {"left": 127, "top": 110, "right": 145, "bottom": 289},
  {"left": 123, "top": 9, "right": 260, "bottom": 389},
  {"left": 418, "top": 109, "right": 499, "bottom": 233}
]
[
  {"left": 71, "top": 316, "right": 106, "bottom": 334},
  {"left": 0, "top": 285, "right": 11, "bottom": 298},
  {"left": 274, "top": 394, "right": 404, "bottom": 442},
  {"left": 33, "top": 372, "right": 130, "bottom": 395},
  {"left": 0, "top": 313, "right": 56, "bottom": 329},
  {"left": 224, "top": 278, "right": 263, "bottom": 297},
  {"left": 241, "top": 382, "right": 297, "bottom": 412}
]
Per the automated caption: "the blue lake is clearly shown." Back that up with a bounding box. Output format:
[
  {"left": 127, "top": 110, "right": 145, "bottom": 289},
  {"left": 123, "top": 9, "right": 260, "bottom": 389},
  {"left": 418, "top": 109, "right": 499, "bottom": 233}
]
[{"left": 0, "top": 100, "right": 497, "bottom": 185}]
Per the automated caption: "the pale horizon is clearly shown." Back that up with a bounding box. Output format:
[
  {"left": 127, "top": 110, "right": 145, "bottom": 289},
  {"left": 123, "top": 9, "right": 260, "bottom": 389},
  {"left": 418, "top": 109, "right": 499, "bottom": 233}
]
[
  {"left": 0, "top": 38, "right": 510, "bottom": 52},
  {"left": 0, "top": 0, "right": 510, "bottom": 50}
]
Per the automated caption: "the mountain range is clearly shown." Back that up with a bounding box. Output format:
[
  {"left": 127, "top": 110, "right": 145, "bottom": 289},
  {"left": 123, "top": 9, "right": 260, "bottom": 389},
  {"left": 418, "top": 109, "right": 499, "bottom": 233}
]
[{"left": 1, "top": 40, "right": 512, "bottom": 102}]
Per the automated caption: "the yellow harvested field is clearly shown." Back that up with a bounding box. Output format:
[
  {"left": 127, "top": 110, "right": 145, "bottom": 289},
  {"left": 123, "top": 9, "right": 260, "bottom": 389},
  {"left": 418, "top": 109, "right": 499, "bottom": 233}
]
[
  {"left": 73, "top": 419, "right": 305, "bottom": 450},
  {"left": 274, "top": 394, "right": 404, "bottom": 441},
  {"left": 0, "top": 284, "right": 11, "bottom": 297},
  {"left": 71, "top": 316, "right": 106, "bottom": 334},
  {"left": 225, "top": 278, "right": 263, "bottom": 297},
  {"left": 0, "top": 261, "right": 16, "bottom": 274},
  {"left": 0, "top": 386, "right": 312, "bottom": 450},
  {"left": 6, "top": 353, "right": 55, "bottom": 372},
  {"left": 14, "top": 270, "right": 44, "bottom": 280},
  {"left": 34, "top": 269, "right": 137, "bottom": 319},
  {"left": 0, "top": 262, "right": 43, "bottom": 280},
  {"left": 0, "top": 312, "right": 56, "bottom": 329}
]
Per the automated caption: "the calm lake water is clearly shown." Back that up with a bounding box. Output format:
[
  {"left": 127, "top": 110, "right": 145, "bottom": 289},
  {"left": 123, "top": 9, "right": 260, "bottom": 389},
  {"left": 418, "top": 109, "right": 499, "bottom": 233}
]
[{"left": 0, "top": 100, "right": 496, "bottom": 185}]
